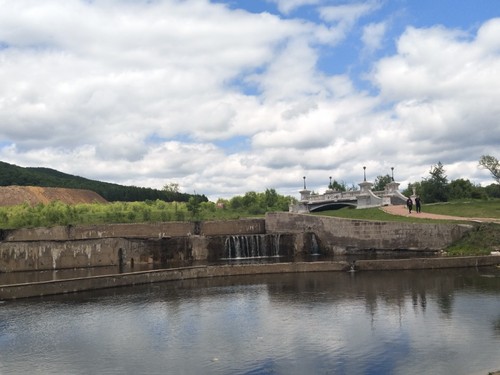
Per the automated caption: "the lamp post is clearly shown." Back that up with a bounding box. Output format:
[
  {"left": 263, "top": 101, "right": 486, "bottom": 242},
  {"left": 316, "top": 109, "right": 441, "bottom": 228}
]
[
  {"left": 303, "top": 176, "right": 306, "bottom": 190},
  {"left": 363, "top": 166, "right": 366, "bottom": 182},
  {"left": 391, "top": 167, "right": 394, "bottom": 181}
]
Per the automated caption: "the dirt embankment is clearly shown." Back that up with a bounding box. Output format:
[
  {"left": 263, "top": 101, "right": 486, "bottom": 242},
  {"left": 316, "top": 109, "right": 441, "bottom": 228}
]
[{"left": 0, "top": 186, "right": 107, "bottom": 206}]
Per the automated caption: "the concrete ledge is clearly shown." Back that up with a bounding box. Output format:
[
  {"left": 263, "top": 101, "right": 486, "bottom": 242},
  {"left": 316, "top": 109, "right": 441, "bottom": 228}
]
[
  {"left": 355, "top": 255, "right": 500, "bottom": 270},
  {"left": 1, "top": 256, "right": 499, "bottom": 300}
]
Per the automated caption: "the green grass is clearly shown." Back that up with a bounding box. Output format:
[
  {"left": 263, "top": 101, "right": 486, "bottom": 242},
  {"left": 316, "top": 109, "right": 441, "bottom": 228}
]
[
  {"left": 445, "top": 223, "right": 500, "bottom": 256},
  {"left": 420, "top": 199, "right": 500, "bottom": 218},
  {"left": 313, "top": 199, "right": 500, "bottom": 222},
  {"left": 312, "top": 201, "right": 500, "bottom": 256},
  {"left": 312, "top": 207, "right": 455, "bottom": 223}
]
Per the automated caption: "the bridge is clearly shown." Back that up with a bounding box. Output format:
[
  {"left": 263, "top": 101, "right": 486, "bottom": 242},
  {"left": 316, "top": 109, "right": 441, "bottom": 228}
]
[{"left": 289, "top": 180, "right": 408, "bottom": 213}]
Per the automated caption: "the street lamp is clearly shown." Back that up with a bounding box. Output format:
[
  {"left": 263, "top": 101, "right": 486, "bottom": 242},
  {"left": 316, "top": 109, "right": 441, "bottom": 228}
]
[
  {"left": 363, "top": 166, "right": 366, "bottom": 182},
  {"left": 391, "top": 167, "right": 394, "bottom": 181},
  {"left": 303, "top": 176, "right": 306, "bottom": 189}
]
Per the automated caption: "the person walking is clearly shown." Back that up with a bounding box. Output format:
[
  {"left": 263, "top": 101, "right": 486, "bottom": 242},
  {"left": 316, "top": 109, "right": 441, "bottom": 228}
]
[
  {"left": 415, "top": 196, "right": 421, "bottom": 213},
  {"left": 406, "top": 197, "right": 413, "bottom": 214}
]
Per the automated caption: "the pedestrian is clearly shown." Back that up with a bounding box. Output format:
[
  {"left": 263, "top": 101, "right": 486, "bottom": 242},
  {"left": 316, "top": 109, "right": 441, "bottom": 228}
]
[
  {"left": 415, "top": 196, "right": 421, "bottom": 213},
  {"left": 406, "top": 197, "right": 413, "bottom": 214}
]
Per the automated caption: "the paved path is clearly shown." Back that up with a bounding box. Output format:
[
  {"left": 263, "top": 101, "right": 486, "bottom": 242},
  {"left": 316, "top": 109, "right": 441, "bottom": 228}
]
[{"left": 381, "top": 204, "right": 500, "bottom": 223}]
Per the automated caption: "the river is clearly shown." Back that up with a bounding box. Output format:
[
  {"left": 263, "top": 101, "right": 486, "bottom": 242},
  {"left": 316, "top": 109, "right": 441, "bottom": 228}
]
[{"left": 1, "top": 266, "right": 499, "bottom": 374}]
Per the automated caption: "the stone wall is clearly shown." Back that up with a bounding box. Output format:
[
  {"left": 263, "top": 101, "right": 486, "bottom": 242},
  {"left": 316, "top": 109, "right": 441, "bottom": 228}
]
[
  {"left": 0, "top": 219, "right": 268, "bottom": 272},
  {"left": 2, "top": 256, "right": 499, "bottom": 300},
  {"left": 3, "top": 219, "right": 265, "bottom": 242},
  {"left": 0, "top": 238, "right": 127, "bottom": 272},
  {"left": 265, "top": 212, "right": 472, "bottom": 254},
  {"left": 0, "top": 214, "right": 475, "bottom": 272}
]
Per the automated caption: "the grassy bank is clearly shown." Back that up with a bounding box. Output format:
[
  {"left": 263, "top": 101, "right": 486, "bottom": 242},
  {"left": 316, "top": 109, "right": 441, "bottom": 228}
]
[
  {"left": 314, "top": 199, "right": 500, "bottom": 256},
  {"left": 445, "top": 222, "right": 500, "bottom": 256},
  {"left": 314, "top": 199, "right": 500, "bottom": 222}
]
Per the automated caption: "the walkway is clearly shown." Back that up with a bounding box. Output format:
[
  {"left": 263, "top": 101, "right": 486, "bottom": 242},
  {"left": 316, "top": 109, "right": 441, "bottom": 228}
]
[{"left": 381, "top": 205, "right": 500, "bottom": 223}]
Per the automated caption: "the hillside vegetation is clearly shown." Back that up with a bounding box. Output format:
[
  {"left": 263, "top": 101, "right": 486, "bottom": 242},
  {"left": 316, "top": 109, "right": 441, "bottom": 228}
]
[{"left": 0, "top": 161, "right": 199, "bottom": 202}]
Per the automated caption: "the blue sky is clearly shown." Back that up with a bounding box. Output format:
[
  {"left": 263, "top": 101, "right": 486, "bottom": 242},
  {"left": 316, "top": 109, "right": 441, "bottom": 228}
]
[{"left": 0, "top": 0, "right": 499, "bottom": 200}]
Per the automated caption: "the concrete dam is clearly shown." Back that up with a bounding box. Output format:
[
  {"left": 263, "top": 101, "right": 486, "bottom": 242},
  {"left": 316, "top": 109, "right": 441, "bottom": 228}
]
[{"left": 0, "top": 212, "right": 474, "bottom": 273}]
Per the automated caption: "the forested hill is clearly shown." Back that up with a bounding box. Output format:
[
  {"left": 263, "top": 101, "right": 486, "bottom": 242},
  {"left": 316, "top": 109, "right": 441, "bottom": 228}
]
[{"left": 0, "top": 161, "right": 203, "bottom": 203}]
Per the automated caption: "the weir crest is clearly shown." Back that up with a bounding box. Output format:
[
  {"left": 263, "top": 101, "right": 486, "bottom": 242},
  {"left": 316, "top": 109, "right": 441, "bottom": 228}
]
[{"left": 223, "top": 234, "right": 281, "bottom": 259}]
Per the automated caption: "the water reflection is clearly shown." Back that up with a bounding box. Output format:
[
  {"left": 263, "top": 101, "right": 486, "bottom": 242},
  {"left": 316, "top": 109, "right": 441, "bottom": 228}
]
[{"left": 0, "top": 267, "right": 499, "bottom": 375}]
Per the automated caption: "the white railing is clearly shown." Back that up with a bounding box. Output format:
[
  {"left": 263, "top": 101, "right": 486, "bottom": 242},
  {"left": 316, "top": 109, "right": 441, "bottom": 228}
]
[{"left": 306, "top": 191, "right": 359, "bottom": 202}]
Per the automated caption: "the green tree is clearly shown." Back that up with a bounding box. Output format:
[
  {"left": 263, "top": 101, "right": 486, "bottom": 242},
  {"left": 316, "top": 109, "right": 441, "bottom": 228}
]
[
  {"left": 448, "top": 179, "right": 474, "bottom": 200},
  {"left": 264, "top": 188, "right": 279, "bottom": 208},
  {"left": 163, "top": 182, "right": 180, "bottom": 193},
  {"left": 328, "top": 179, "right": 347, "bottom": 192},
  {"left": 479, "top": 155, "right": 500, "bottom": 184},
  {"left": 420, "top": 162, "right": 449, "bottom": 203},
  {"left": 402, "top": 182, "right": 421, "bottom": 198},
  {"left": 485, "top": 183, "right": 500, "bottom": 198},
  {"left": 373, "top": 174, "right": 393, "bottom": 191},
  {"left": 187, "top": 195, "right": 201, "bottom": 219}
]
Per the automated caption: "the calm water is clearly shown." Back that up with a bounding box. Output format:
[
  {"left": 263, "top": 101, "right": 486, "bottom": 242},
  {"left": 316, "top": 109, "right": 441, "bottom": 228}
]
[{"left": 1, "top": 267, "right": 499, "bottom": 375}]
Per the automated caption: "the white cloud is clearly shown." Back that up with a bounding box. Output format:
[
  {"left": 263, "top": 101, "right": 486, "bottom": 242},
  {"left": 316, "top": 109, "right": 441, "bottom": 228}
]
[
  {"left": 267, "top": 0, "right": 321, "bottom": 15},
  {"left": 319, "top": 2, "right": 380, "bottom": 27},
  {"left": 362, "top": 22, "right": 386, "bottom": 53},
  {"left": 0, "top": 1, "right": 498, "bottom": 200}
]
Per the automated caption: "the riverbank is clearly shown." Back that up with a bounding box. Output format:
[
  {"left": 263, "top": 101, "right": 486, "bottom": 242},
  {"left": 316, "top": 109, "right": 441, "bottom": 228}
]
[{"left": 2, "top": 255, "right": 499, "bottom": 300}]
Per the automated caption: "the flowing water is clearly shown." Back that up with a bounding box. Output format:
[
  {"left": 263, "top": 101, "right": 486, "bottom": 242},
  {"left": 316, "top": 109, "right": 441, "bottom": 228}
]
[{"left": 1, "top": 267, "right": 499, "bottom": 375}]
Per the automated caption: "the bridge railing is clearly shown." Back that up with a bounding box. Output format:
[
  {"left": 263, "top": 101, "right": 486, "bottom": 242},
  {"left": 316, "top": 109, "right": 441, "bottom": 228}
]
[
  {"left": 306, "top": 191, "right": 360, "bottom": 202},
  {"left": 371, "top": 190, "right": 386, "bottom": 198}
]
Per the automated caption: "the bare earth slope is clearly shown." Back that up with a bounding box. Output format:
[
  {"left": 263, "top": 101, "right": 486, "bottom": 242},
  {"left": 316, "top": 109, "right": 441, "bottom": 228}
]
[{"left": 0, "top": 186, "right": 107, "bottom": 206}]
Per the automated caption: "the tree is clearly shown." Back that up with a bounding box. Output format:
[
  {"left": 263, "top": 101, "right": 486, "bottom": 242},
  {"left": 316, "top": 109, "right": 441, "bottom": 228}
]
[
  {"left": 163, "top": 182, "right": 180, "bottom": 193},
  {"left": 328, "top": 179, "right": 347, "bottom": 192},
  {"left": 186, "top": 195, "right": 201, "bottom": 219},
  {"left": 264, "top": 188, "right": 279, "bottom": 208},
  {"left": 373, "top": 174, "right": 393, "bottom": 191},
  {"left": 448, "top": 179, "right": 475, "bottom": 200},
  {"left": 479, "top": 155, "right": 500, "bottom": 184},
  {"left": 402, "top": 182, "right": 421, "bottom": 198},
  {"left": 485, "top": 183, "right": 500, "bottom": 198},
  {"left": 420, "top": 162, "right": 449, "bottom": 203}
]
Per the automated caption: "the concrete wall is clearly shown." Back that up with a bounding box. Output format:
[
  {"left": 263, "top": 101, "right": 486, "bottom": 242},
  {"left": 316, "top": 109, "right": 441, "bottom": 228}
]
[
  {"left": 0, "top": 219, "right": 268, "bottom": 272},
  {"left": 265, "top": 212, "right": 472, "bottom": 254},
  {"left": 0, "top": 236, "right": 200, "bottom": 273},
  {"left": 0, "top": 238, "right": 127, "bottom": 272},
  {"left": 201, "top": 219, "right": 265, "bottom": 236},
  {"left": 3, "top": 219, "right": 266, "bottom": 242},
  {"left": 0, "top": 214, "right": 474, "bottom": 272},
  {"left": 2, "top": 256, "right": 499, "bottom": 300}
]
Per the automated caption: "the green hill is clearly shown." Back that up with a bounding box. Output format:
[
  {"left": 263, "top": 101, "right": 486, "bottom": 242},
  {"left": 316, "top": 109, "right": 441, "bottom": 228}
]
[{"left": 0, "top": 161, "right": 202, "bottom": 203}]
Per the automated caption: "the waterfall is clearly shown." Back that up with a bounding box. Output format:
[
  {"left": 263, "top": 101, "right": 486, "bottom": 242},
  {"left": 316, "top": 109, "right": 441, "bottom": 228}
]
[
  {"left": 224, "top": 234, "right": 282, "bottom": 259},
  {"left": 311, "top": 233, "right": 320, "bottom": 255}
]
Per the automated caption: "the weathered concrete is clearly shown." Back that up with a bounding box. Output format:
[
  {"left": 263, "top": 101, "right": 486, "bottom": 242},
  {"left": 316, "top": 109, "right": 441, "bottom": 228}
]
[
  {"left": 3, "top": 218, "right": 266, "bottom": 242},
  {"left": 354, "top": 255, "right": 500, "bottom": 270},
  {"left": 1, "top": 256, "right": 499, "bottom": 300},
  {"left": 266, "top": 212, "right": 472, "bottom": 254},
  {"left": 0, "top": 214, "right": 475, "bottom": 272}
]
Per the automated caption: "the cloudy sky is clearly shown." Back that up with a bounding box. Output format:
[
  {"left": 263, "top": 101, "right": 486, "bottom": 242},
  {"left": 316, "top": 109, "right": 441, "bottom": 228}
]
[{"left": 0, "top": 0, "right": 499, "bottom": 200}]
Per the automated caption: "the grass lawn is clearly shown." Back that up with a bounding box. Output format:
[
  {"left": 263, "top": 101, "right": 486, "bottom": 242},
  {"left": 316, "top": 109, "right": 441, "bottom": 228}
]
[
  {"left": 420, "top": 199, "right": 500, "bottom": 218},
  {"left": 313, "top": 199, "right": 500, "bottom": 222},
  {"left": 311, "top": 199, "right": 500, "bottom": 256},
  {"left": 312, "top": 207, "right": 454, "bottom": 223}
]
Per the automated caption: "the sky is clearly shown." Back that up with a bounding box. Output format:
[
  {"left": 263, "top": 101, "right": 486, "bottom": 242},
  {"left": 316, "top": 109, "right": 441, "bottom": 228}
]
[{"left": 0, "top": 0, "right": 499, "bottom": 201}]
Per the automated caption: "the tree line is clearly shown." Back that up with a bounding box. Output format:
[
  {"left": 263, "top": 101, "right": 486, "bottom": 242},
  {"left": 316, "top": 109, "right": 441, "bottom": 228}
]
[
  {"left": 371, "top": 155, "right": 500, "bottom": 203},
  {"left": 0, "top": 188, "right": 296, "bottom": 229},
  {"left": 0, "top": 161, "right": 204, "bottom": 203}
]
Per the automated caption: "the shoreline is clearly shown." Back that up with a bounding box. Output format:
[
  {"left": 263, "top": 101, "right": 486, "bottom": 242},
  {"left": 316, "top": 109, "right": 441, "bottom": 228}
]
[{"left": 2, "top": 255, "right": 499, "bottom": 301}]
